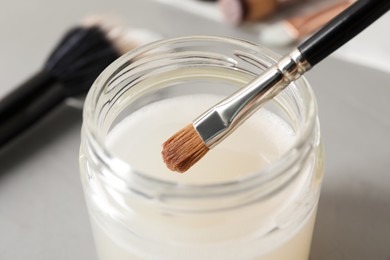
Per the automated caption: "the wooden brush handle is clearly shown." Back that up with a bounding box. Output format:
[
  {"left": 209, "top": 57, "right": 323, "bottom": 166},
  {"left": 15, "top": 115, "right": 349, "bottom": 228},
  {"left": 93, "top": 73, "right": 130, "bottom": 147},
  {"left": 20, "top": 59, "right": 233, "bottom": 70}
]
[
  {"left": 244, "top": 0, "right": 305, "bottom": 21},
  {"left": 288, "top": 0, "right": 353, "bottom": 39},
  {"left": 244, "top": 0, "right": 278, "bottom": 20}
]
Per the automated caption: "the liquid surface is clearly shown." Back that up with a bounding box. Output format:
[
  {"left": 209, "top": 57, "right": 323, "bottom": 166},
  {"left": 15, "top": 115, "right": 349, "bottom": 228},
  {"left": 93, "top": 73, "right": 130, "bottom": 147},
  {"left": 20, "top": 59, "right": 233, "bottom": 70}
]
[{"left": 106, "top": 94, "right": 295, "bottom": 184}]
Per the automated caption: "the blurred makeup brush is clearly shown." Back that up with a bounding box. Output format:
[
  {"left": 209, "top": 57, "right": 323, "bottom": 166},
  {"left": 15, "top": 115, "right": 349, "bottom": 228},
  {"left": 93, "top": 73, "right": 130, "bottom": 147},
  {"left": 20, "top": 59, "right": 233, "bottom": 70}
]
[
  {"left": 259, "top": 0, "right": 354, "bottom": 46},
  {"left": 162, "top": 0, "right": 390, "bottom": 173},
  {"left": 0, "top": 15, "right": 160, "bottom": 149},
  {"left": 218, "top": 0, "right": 306, "bottom": 25}
]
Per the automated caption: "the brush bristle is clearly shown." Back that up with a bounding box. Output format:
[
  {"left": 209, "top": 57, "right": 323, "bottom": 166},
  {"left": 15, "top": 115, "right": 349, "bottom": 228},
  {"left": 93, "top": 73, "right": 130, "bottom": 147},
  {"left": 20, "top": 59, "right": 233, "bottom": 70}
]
[
  {"left": 162, "top": 124, "right": 209, "bottom": 173},
  {"left": 44, "top": 26, "right": 119, "bottom": 96},
  {"left": 43, "top": 15, "right": 160, "bottom": 97}
]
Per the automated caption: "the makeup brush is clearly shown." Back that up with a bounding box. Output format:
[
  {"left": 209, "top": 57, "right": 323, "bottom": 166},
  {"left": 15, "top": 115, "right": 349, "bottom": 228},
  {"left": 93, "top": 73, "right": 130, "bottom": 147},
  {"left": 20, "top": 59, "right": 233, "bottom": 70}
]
[
  {"left": 218, "top": 0, "right": 306, "bottom": 25},
  {"left": 162, "top": 0, "right": 390, "bottom": 173},
  {"left": 0, "top": 16, "right": 160, "bottom": 149},
  {"left": 259, "top": 0, "right": 354, "bottom": 46}
]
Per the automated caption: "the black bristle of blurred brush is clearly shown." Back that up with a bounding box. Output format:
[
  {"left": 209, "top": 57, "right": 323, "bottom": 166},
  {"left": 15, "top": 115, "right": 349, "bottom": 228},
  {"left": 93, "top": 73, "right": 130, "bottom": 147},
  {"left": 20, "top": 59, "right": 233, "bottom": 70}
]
[
  {"left": 45, "top": 26, "right": 120, "bottom": 96},
  {"left": 0, "top": 25, "right": 120, "bottom": 149}
]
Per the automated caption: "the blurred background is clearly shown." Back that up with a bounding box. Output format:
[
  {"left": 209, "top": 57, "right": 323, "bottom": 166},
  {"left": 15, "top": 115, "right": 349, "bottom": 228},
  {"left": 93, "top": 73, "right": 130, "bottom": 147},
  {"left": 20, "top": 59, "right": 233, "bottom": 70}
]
[{"left": 0, "top": 0, "right": 389, "bottom": 259}]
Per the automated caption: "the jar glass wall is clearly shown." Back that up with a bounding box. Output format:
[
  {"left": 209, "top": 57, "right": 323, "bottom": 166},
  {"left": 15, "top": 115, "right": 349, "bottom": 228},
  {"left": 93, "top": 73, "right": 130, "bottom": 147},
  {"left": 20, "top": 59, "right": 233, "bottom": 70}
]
[{"left": 80, "top": 36, "right": 324, "bottom": 260}]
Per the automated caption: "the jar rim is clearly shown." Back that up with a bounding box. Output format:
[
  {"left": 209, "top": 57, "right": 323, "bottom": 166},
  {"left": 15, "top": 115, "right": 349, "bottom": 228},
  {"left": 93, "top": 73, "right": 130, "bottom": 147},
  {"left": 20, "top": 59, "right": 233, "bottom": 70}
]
[{"left": 82, "top": 35, "right": 319, "bottom": 196}]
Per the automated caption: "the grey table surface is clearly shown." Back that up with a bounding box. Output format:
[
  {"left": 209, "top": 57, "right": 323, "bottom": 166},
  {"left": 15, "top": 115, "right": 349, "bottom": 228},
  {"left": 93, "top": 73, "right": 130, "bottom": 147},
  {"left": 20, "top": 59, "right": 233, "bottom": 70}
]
[{"left": 1, "top": 1, "right": 390, "bottom": 260}]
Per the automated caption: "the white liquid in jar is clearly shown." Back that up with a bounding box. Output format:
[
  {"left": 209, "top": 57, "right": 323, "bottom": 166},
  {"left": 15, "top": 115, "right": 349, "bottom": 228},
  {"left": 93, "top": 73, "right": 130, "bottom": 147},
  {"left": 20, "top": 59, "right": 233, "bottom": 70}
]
[
  {"left": 89, "top": 94, "right": 317, "bottom": 259},
  {"left": 108, "top": 94, "right": 294, "bottom": 184}
]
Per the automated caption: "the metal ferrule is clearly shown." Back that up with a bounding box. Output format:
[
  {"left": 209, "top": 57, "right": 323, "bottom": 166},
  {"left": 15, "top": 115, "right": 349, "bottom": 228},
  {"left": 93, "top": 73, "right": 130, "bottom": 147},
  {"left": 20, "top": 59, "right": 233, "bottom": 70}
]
[{"left": 193, "top": 48, "right": 311, "bottom": 148}]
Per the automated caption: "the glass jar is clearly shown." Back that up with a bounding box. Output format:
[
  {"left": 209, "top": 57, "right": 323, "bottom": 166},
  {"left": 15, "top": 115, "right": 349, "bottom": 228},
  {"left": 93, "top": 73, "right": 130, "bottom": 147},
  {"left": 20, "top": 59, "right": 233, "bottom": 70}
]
[{"left": 80, "top": 36, "right": 324, "bottom": 260}]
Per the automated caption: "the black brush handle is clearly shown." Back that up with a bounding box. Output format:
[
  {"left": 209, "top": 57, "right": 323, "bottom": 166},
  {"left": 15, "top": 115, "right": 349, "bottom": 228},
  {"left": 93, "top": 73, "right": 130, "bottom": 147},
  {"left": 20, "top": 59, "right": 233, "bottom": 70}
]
[
  {"left": 0, "top": 71, "right": 56, "bottom": 121},
  {"left": 298, "top": 0, "right": 390, "bottom": 67},
  {"left": 0, "top": 72, "right": 66, "bottom": 148}
]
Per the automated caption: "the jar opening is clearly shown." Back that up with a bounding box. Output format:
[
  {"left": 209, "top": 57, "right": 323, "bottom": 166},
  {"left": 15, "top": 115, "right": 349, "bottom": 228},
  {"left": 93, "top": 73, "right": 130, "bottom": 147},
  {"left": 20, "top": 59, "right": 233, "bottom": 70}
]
[{"left": 82, "top": 36, "right": 319, "bottom": 202}]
